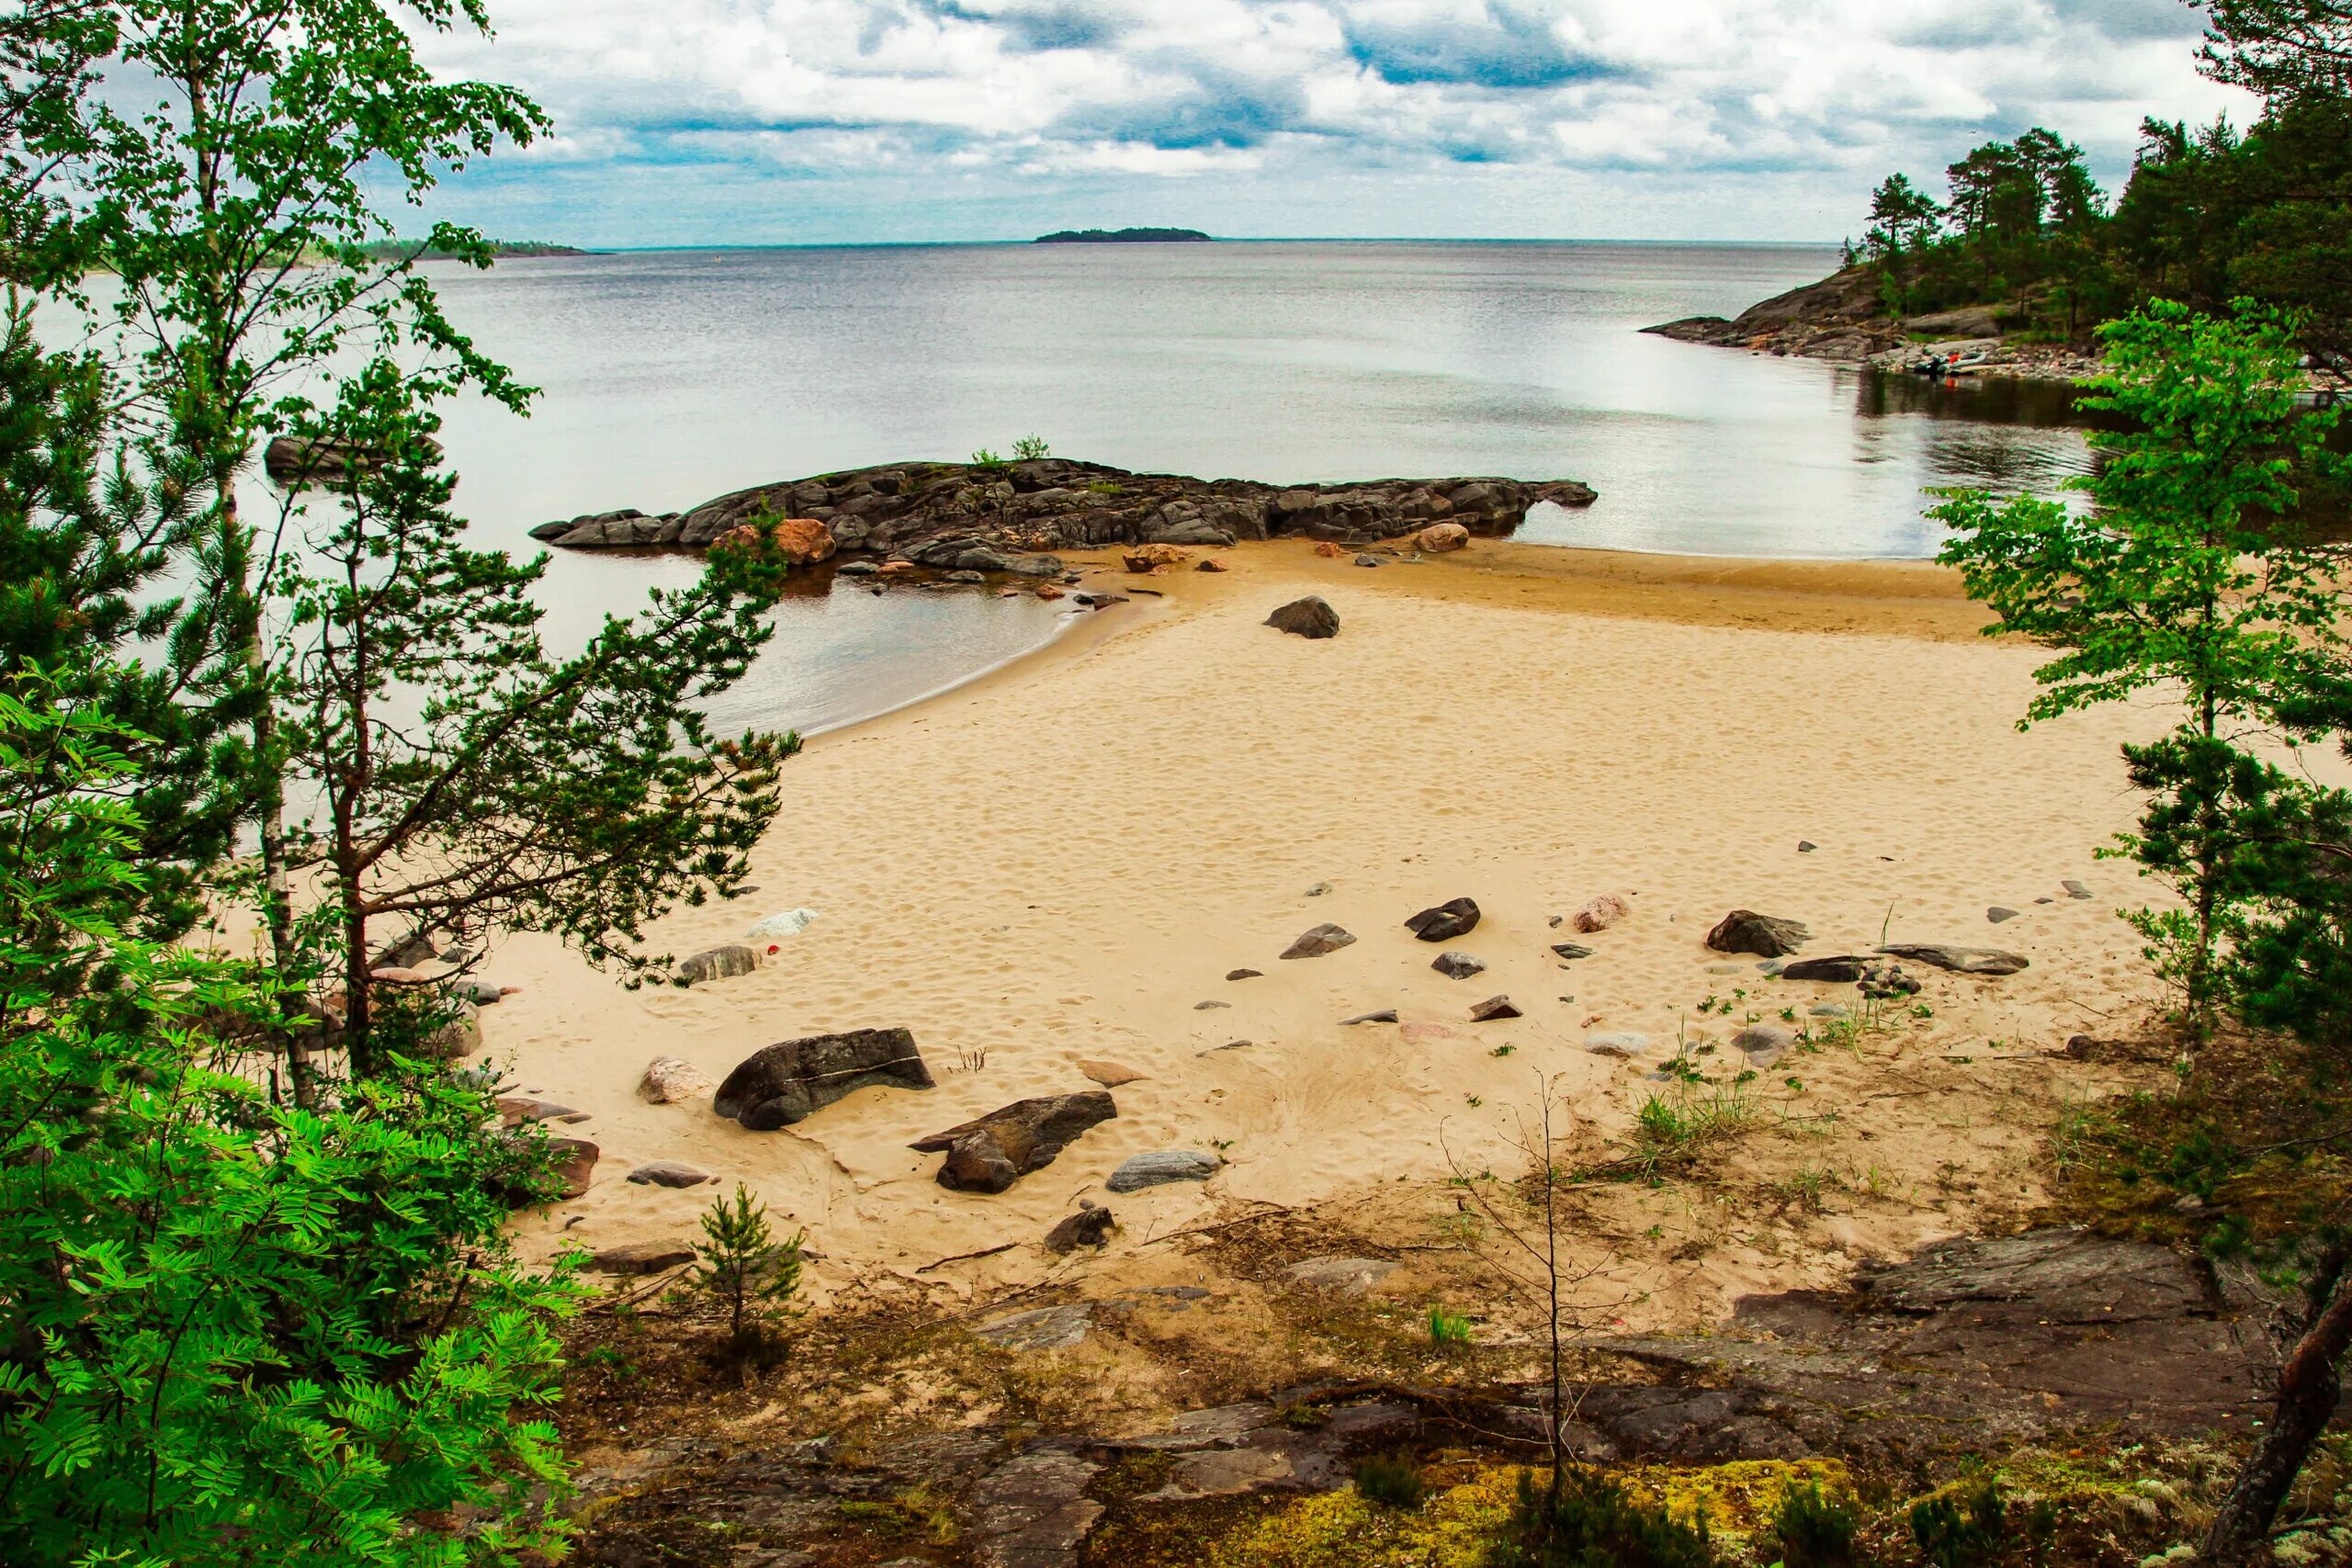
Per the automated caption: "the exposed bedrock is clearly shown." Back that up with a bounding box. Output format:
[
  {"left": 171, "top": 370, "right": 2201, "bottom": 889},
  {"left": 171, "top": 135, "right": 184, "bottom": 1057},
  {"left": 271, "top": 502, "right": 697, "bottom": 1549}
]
[{"left": 528, "top": 457, "right": 1599, "bottom": 558}]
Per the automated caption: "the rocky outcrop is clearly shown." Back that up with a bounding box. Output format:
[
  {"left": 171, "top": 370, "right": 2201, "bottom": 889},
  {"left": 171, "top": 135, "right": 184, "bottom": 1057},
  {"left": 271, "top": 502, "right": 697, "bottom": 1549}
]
[
  {"left": 532, "top": 458, "right": 1598, "bottom": 560},
  {"left": 912, "top": 1091, "right": 1118, "bottom": 1193},
  {"left": 713, "top": 1027, "right": 935, "bottom": 1129},
  {"left": 1644, "top": 265, "right": 1894, "bottom": 363}
]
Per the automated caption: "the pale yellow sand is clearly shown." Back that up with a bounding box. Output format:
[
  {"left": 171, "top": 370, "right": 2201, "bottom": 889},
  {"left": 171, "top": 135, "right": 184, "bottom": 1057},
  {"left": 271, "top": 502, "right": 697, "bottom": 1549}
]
[{"left": 484, "top": 540, "right": 2179, "bottom": 1325}]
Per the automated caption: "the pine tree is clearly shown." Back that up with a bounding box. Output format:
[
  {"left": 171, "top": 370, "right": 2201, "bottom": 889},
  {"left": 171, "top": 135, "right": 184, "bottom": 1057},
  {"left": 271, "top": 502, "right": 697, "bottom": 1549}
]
[{"left": 691, "top": 1183, "right": 807, "bottom": 1364}]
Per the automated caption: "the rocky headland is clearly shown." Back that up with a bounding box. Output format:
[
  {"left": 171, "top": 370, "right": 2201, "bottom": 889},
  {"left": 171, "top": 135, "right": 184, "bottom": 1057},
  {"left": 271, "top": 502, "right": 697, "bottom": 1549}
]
[
  {"left": 527, "top": 457, "right": 1599, "bottom": 563},
  {"left": 1645, "top": 265, "right": 2102, "bottom": 382}
]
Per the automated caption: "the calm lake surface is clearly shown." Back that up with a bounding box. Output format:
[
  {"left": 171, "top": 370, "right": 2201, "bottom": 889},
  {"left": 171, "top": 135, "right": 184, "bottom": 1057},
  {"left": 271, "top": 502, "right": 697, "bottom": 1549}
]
[{"left": 412, "top": 242, "right": 2095, "bottom": 732}]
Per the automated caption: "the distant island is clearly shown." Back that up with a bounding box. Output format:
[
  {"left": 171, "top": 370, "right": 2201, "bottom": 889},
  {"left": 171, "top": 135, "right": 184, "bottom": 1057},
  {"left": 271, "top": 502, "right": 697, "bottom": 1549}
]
[
  {"left": 358, "top": 237, "right": 590, "bottom": 261},
  {"left": 1034, "top": 227, "right": 1210, "bottom": 244}
]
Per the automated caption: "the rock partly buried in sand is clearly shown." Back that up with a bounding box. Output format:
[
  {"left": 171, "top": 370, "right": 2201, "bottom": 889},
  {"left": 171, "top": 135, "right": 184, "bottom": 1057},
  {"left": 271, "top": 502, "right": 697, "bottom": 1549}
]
[
  {"left": 974, "top": 1302, "right": 1094, "bottom": 1350},
  {"left": 1584, "top": 1032, "right": 1650, "bottom": 1058},
  {"left": 1399, "top": 1021, "right": 1455, "bottom": 1044},
  {"left": 1124, "top": 543, "right": 1189, "bottom": 571},
  {"left": 586, "top": 1240, "right": 695, "bottom": 1274},
  {"left": 1732, "top": 1023, "right": 1795, "bottom": 1067},
  {"left": 1046, "top": 1205, "right": 1115, "bottom": 1254},
  {"left": 1781, "top": 955, "right": 1868, "bottom": 983},
  {"left": 627, "top": 1160, "right": 715, "bottom": 1189},
  {"left": 677, "top": 942, "right": 760, "bottom": 985},
  {"left": 1284, "top": 1256, "right": 1399, "bottom": 1293},
  {"left": 1705, "top": 909, "right": 1811, "bottom": 958},
  {"left": 1314, "top": 539, "right": 1343, "bottom": 558},
  {"left": 1265, "top": 596, "right": 1339, "bottom": 639},
  {"left": 714, "top": 1027, "right": 935, "bottom": 1129},
  {"left": 639, "top": 1055, "right": 715, "bottom": 1104},
  {"left": 1551, "top": 942, "right": 1594, "bottom": 961},
  {"left": 1197, "top": 557, "right": 1228, "bottom": 572},
  {"left": 1342, "top": 1009, "right": 1399, "bottom": 1025},
  {"left": 419, "top": 998, "right": 481, "bottom": 1060},
  {"left": 911, "top": 1091, "right": 1117, "bottom": 1193},
  {"left": 1419, "top": 522, "right": 1469, "bottom": 553},
  {"left": 1405, "top": 896, "right": 1481, "bottom": 942},
  {"left": 1106, "top": 1149, "right": 1221, "bottom": 1193},
  {"left": 549, "top": 1137, "right": 599, "bottom": 1200},
  {"left": 1078, "top": 1058, "right": 1149, "bottom": 1088},
  {"left": 1227, "top": 967, "right": 1263, "bottom": 981},
  {"left": 1570, "top": 892, "right": 1631, "bottom": 933},
  {"left": 1281, "top": 922, "right": 1356, "bottom": 959},
  {"left": 1877, "top": 942, "right": 2030, "bottom": 976},
  {"left": 497, "top": 1096, "right": 587, "bottom": 1126},
  {"left": 1431, "top": 951, "right": 1487, "bottom": 979},
  {"left": 1988, "top": 906, "right": 2020, "bottom": 923},
  {"left": 2064, "top": 879, "right": 2095, "bottom": 899},
  {"left": 1469, "top": 995, "right": 1521, "bottom": 1021},
  {"left": 1193, "top": 999, "right": 1230, "bottom": 1010}
]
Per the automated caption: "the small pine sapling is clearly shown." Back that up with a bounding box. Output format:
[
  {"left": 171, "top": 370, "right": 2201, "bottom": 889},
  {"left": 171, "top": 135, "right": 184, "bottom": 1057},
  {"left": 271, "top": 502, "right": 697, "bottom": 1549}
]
[{"left": 693, "top": 1182, "right": 806, "bottom": 1363}]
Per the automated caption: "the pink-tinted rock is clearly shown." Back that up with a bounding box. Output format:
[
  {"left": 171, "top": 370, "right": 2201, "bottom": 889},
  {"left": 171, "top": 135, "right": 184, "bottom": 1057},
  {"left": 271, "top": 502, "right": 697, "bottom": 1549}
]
[
  {"left": 769, "top": 516, "right": 836, "bottom": 565},
  {"left": 1419, "top": 523, "right": 1470, "bottom": 553},
  {"left": 1571, "top": 892, "right": 1633, "bottom": 934}
]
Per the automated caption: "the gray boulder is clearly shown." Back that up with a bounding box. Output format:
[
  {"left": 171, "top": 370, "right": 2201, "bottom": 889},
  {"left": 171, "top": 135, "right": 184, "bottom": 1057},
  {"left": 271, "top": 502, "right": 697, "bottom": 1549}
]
[
  {"left": 1705, "top": 909, "right": 1811, "bottom": 958},
  {"left": 911, "top": 1091, "right": 1117, "bottom": 1193},
  {"left": 1106, "top": 1149, "right": 1221, "bottom": 1193},
  {"left": 714, "top": 1027, "right": 934, "bottom": 1129},
  {"left": 1265, "top": 596, "right": 1340, "bottom": 638},
  {"left": 1876, "top": 943, "right": 2030, "bottom": 976},
  {"left": 677, "top": 942, "right": 760, "bottom": 985}
]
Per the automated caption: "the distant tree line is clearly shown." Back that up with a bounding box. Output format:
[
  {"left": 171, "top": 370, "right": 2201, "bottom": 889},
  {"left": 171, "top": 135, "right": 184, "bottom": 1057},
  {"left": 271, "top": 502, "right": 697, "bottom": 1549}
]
[{"left": 1851, "top": 1, "right": 2352, "bottom": 372}]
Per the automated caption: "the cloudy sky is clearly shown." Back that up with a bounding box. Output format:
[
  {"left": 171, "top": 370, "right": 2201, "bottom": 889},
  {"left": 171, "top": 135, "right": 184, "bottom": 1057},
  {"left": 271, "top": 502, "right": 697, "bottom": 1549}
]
[{"left": 409, "top": 0, "right": 2255, "bottom": 247}]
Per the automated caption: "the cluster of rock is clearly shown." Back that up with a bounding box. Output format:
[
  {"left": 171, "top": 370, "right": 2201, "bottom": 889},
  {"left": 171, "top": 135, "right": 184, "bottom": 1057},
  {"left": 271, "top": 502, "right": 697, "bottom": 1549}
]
[{"left": 528, "top": 457, "right": 1597, "bottom": 560}]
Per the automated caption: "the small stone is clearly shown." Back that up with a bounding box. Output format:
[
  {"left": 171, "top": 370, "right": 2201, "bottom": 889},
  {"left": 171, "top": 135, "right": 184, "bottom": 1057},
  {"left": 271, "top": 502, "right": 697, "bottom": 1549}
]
[
  {"left": 1550, "top": 942, "right": 1594, "bottom": 961},
  {"left": 1781, "top": 955, "right": 1868, "bottom": 983},
  {"left": 627, "top": 1160, "right": 714, "bottom": 1189},
  {"left": 1313, "top": 539, "right": 1343, "bottom": 558},
  {"left": 1284, "top": 1256, "right": 1398, "bottom": 1292},
  {"left": 944, "top": 569, "right": 985, "bottom": 583},
  {"left": 1106, "top": 1150, "right": 1221, "bottom": 1192},
  {"left": 1798, "top": 840, "right": 1818, "bottom": 852},
  {"left": 1353, "top": 553, "right": 1382, "bottom": 567},
  {"left": 1705, "top": 909, "right": 1811, "bottom": 958},
  {"left": 1877, "top": 942, "right": 2030, "bottom": 976},
  {"left": 1227, "top": 968, "right": 1263, "bottom": 981},
  {"left": 1405, "top": 897, "right": 1481, "bottom": 942},
  {"left": 1343, "top": 1009, "right": 1399, "bottom": 1025},
  {"left": 1194, "top": 999, "right": 1231, "bottom": 1010},
  {"left": 1078, "top": 1058, "right": 1149, "bottom": 1088},
  {"left": 1196, "top": 558, "right": 1228, "bottom": 572},
  {"left": 1571, "top": 892, "right": 1632, "bottom": 933},
  {"left": 1399, "top": 1021, "right": 1455, "bottom": 1044},
  {"left": 1583, "top": 1032, "right": 1650, "bottom": 1059},
  {"left": 1045, "top": 1207, "right": 1115, "bottom": 1254},
  {"left": 1988, "top": 906, "right": 2020, "bottom": 923},
  {"left": 1265, "top": 596, "right": 1340, "bottom": 638},
  {"left": 638, "top": 1055, "right": 715, "bottom": 1104},
  {"left": 1281, "top": 923, "right": 1356, "bottom": 959},
  {"left": 1124, "top": 543, "right": 1190, "bottom": 572},
  {"left": 459, "top": 977, "right": 514, "bottom": 1006},
  {"left": 1809, "top": 1003, "right": 1849, "bottom": 1020},
  {"left": 1704, "top": 962, "right": 1745, "bottom": 975},
  {"left": 1419, "top": 522, "right": 1469, "bottom": 553},
  {"left": 1732, "top": 1023, "right": 1796, "bottom": 1067},
  {"left": 586, "top": 1240, "right": 695, "bottom": 1274},
  {"left": 1469, "top": 995, "right": 1521, "bottom": 1021},
  {"left": 549, "top": 1137, "right": 598, "bottom": 1200},
  {"left": 2064, "top": 880, "right": 2095, "bottom": 900},
  {"left": 1305, "top": 881, "right": 1334, "bottom": 897},
  {"left": 746, "top": 908, "right": 820, "bottom": 940},
  {"left": 1035, "top": 582, "right": 1066, "bottom": 600},
  {"left": 1431, "top": 951, "right": 1487, "bottom": 979},
  {"left": 497, "top": 1097, "right": 586, "bottom": 1126}
]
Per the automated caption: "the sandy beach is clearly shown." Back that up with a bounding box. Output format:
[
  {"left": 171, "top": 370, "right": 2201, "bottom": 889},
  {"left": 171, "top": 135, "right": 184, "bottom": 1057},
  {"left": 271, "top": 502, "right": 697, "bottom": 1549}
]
[{"left": 486, "top": 538, "right": 2177, "bottom": 1341}]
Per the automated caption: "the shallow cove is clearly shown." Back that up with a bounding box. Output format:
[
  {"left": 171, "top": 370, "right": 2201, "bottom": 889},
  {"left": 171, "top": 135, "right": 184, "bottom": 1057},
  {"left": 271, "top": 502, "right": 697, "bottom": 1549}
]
[{"left": 421, "top": 241, "right": 2103, "bottom": 730}]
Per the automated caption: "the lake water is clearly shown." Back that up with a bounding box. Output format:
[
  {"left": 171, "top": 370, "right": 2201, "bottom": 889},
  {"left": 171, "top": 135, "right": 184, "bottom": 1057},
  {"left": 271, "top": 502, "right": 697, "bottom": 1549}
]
[{"left": 409, "top": 242, "right": 2098, "bottom": 731}]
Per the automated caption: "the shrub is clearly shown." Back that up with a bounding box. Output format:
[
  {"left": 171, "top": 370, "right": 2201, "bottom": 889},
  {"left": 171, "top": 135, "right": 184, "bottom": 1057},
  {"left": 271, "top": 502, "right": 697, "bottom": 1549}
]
[
  {"left": 1494, "top": 1466, "right": 1715, "bottom": 1568},
  {"left": 1354, "top": 1451, "right": 1428, "bottom": 1508},
  {"left": 1773, "top": 1477, "right": 1867, "bottom": 1568},
  {"left": 969, "top": 446, "right": 1007, "bottom": 469},
  {"left": 693, "top": 1181, "right": 806, "bottom": 1363},
  {"left": 1012, "top": 434, "right": 1050, "bottom": 460},
  {"left": 1427, "top": 1303, "right": 1475, "bottom": 1347},
  {"left": 1912, "top": 1474, "right": 2007, "bottom": 1568}
]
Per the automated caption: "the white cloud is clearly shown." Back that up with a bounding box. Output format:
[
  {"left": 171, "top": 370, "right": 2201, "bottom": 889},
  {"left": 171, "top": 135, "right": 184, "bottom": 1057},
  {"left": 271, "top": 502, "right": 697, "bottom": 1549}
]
[{"left": 408, "top": 0, "right": 2255, "bottom": 243}]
